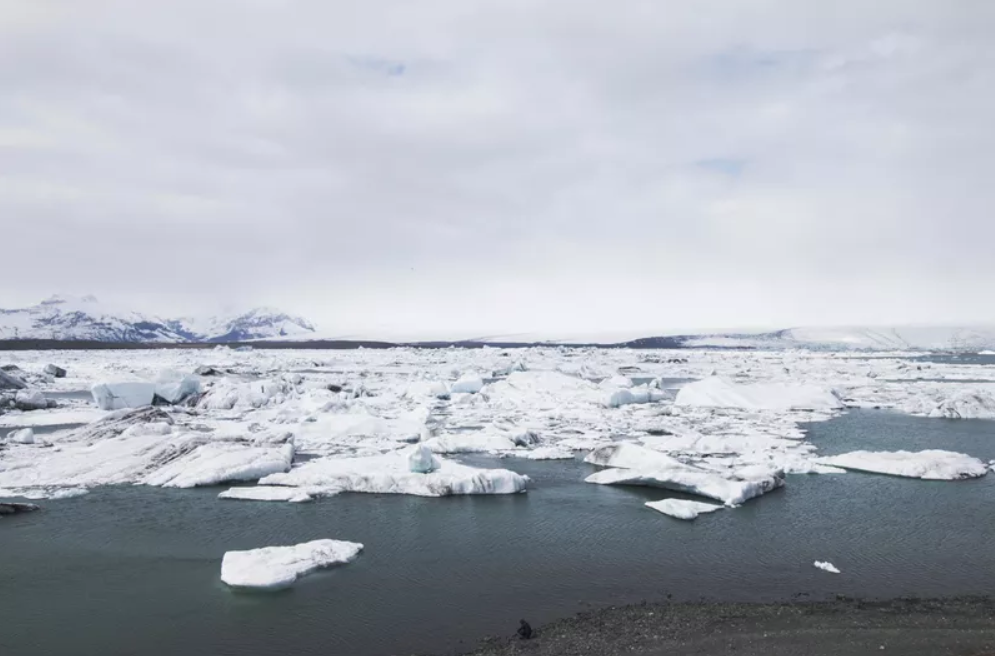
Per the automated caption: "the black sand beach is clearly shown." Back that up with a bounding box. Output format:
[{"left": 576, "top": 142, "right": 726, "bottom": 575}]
[{"left": 451, "top": 598, "right": 995, "bottom": 656}]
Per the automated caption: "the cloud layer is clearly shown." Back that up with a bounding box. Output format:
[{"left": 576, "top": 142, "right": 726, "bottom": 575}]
[{"left": 2, "top": 0, "right": 993, "bottom": 333}]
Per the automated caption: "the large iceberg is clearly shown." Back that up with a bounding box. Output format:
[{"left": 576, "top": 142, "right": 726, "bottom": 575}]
[
  {"left": 91, "top": 382, "right": 156, "bottom": 411},
  {"left": 819, "top": 449, "right": 988, "bottom": 480},
  {"left": 259, "top": 448, "right": 528, "bottom": 497},
  {"left": 675, "top": 377, "right": 842, "bottom": 412},
  {"left": 645, "top": 498, "right": 723, "bottom": 520},
  {"left": 221, "top": 539, "right": 363, "bottom": 589}
]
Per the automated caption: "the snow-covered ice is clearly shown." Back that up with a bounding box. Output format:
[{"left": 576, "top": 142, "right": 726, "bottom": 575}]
[
  {"left": 586, "top": 465, "right": 783, "bottom": 506},
  {"left": 221, "top": 539, "right": 363, "bottom": 589},
  {"left": 814, "top": 561, "right": 841, "bottom": 574},
  {"left": 645, "top": 498, "right": 723, "bottom": 520},
  {"left": 819, "top": 450, "right": 988, "bottom": 480},
  {"left": 676, "top": 377, "right": 842, "bottom": 412},
  {"left": 450, "top": 374, "right": 484, "bottom": 394},
  {"left": 408, "top": 443, "right": 441, "bottom": 473},
  {"left": 14, "top": 390, "right": 49, "bottom": 410}
]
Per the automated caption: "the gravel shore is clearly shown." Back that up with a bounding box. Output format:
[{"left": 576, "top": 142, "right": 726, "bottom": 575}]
[{"left": 447, "top": 597, "right": 995, "bottom": 656}]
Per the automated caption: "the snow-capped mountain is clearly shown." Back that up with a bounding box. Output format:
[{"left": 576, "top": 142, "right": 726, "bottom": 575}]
[{"left": 0, "top": 296, "right": 316, "bottom": 343}]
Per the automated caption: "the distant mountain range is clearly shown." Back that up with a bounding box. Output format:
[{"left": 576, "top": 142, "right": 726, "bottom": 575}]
[
  {"left": 2, "top": 297, "right": 994, "bottom": 351},
  {"left": 0, "top": 295, "right": 316, "bottom": 343}
]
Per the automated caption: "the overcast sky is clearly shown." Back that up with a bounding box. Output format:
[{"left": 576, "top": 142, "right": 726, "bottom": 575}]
[{"left": 2, "top": 0, "right": 994, "bottom": 335}]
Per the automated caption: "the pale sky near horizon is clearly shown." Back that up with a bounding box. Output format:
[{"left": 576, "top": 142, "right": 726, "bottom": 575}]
[{"left": 2, "top": 1, "right": 994, "bottom": 334}]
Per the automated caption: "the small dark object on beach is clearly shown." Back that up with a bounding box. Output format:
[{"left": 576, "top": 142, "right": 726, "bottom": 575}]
[{"left": 517, "top": 620, "right": 532, "bottom": 640}]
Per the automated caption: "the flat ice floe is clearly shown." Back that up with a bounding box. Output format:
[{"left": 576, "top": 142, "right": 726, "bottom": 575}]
[
  {"left": 259, "top": 448, "right": 528, "bottom": 497},
  {"left": 819, "top": 450, "right": 988, "bottom": 480},
  {"left": 676, "top": 377, "right": 842, "bottom": 412},
  {"left": 645, "top": 498, "right": 723, "bottom": 520},
  {"left": 221, "top": 539, "right": 363, "bottom": 589},
  {"left": 219, "top": 486, "right": 314, "bottom": 503}
]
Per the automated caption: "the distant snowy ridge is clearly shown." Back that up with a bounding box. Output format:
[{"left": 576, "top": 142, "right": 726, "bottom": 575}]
[{"left": 0, "top": 296, "right": 315, "bottom": 343}]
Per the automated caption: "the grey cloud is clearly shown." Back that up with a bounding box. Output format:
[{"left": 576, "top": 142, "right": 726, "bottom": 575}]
[{"left": 1, "top": 0, "right": 994, "bottom": 332}]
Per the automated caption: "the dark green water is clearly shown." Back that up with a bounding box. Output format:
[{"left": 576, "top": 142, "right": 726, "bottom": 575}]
[{"left": 1, "top": 412, "right": 994, "bottom": 656}]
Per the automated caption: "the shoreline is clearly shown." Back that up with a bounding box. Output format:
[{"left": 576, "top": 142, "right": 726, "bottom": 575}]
[{"left": 447, "top": 597, "right": 995, "bottom": 656}]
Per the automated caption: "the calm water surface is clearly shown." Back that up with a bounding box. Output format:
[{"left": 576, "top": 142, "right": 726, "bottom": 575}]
[{"left": 2, "top": 411, "right": 994, "bottom": 656}]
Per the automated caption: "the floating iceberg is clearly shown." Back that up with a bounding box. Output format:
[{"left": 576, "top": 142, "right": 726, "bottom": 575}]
[
  {"left": 814, "top": 561, "right": 841, "bottom": 574},
  {"left": 91, "top": 382, "right": 156, "bottom": 411},
  {"left": 645, "top": 498, "right": 723, "bottom": 520},
  {"left": 586, "top": 464, "right": 783, "bottom": 506},
  {"left": 219, "top": 486, "right": 314, "bottom": 503},
  {"left": 260, "top": 448, "right": 528, "bottom": 497},
  {"left": 676, "top": 377, "right": 842, "bottom": 412},
  {"left": 221, "top": 539, "right": 363, "bottom": 590},
  {"left": 819, "top": 449, "right": 988, "bottom": 480}
]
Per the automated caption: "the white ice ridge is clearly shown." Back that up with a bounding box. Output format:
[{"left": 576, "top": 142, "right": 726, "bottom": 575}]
[
  {"left": 676, "top": 377, "right": 843, "bottom": 411},
  {"left": 221, "top": 539, "right": 363, "bottom": 589},
  {"left": 814, "top": 561, "right": 841, "bottom": 574},
  {"left": 645, "top": 498, "right": 723, "bottom": 520},
  {"left": 819, "top": 449, "right": 988, "bottom": 480},
  {"left": 259, "top": 448, "right": 528, "bottom": 497}
]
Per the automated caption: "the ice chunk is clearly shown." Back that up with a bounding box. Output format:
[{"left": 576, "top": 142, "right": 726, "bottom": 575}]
[
  {"left": 219, "top": 486, "right": 314, "bottom": 503},
  {"left": 676, "top": 377, "right": 842, "bottom": 411},
  {"left": 421, "top": 433, "right": 518, "bottom": 454},
  {"left": 645, "top": 498, "right": 723, "bottom": 520},
  {"left": 0, "top": 486, "right": 89, "bottom": 500},
  {"left": 928, "top": 391, "right": 995, "bottom": 419},
  {"left": 508, "top": 446, "right": 575, "bottom": 460},
  {"left": 405, "top": 380, "right": 451, "bottom": 399},
  {"left": 408, "top": 444, "right": 441, "bottom": 473},
  {"left": 6, "top": 428, "right": 34, "bottom": 444},
  {"left": 819, "top": 449, "right": 988, "bottom": 480},
  {"left": 585, "top": 443, "right": 686, "bottom": 470},
  {"left": 260, "top": 448, "right": 528, "bottom": 497},
  {"left": 451, "top": 374, "right": 484, "bottom": 394},
  {"left": 0, "top": 369, "right": 27, "bottom": 390},
  {"left": 44, "top": 364, "right": 67, "bottom": 378},
  {"left": 143, "top": 442, "right": 295, "bottom": 488},
  {"left": 221, "top": 539, "right": 363, "bottom": 590},
  {"left": 154, "top": 370, "right": 202, "bottom": 404},
  {"left": 586, "top": 465, "right": 783, "bottom": 506},
  {"left": 14, "top": 390, "right": 49, "bottom": 411},
  {"left": 91, "top": 382, "right": 156, "bottom": 411},
  {"left": 814, "top": 561, "right": 841, "bottom": 574}
]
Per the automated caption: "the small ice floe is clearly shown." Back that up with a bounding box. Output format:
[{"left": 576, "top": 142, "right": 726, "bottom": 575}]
[
  {"left": 645, "top": 498, "right": 723, "bottom": 520},
  {"left": 814, "top": 561, "right": 841, "bottom": 574},
  {"left": 221, "top": 539, "right": 364, "bottom": 590},
  {"left": 218, "top": 486, "right": 314, "bottom": 503}
]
